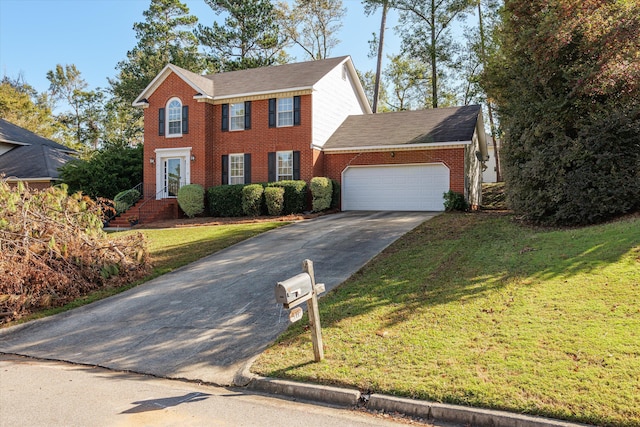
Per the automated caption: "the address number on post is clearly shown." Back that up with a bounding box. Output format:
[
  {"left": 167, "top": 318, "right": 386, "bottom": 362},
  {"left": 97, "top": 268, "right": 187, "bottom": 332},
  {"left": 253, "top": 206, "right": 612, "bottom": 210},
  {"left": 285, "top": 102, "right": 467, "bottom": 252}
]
[{"left": 289, "top": 307, "right": 304, "bottom": 323}]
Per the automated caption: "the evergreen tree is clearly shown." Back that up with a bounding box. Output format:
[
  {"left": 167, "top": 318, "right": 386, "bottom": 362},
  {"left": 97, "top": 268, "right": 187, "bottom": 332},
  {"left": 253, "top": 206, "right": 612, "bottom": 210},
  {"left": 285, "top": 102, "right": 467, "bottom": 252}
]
[
  {"left": 277, "top": 0, "right": 346, "bottom": 60},
  {"left": 483, "top": 0, "right": 640, "bottom": 225},
  {"left": 197, "top": 0, "right": 288, "bottom": 71},
  {"left": 109, "top": 0, "right": 205, "bottom": 142}
]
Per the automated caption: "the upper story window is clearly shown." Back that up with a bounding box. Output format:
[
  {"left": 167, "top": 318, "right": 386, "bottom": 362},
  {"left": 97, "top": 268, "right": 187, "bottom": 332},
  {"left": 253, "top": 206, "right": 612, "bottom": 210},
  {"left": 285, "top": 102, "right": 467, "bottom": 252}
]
[
  {"left": 159, "top": 97, "right": 188, "bottom": 137},
  {"left": 277, "top": 98, "right": 293, "bottom": 127},
  {"left": 167, "top": 98, "right": 182, "bottom": 135},
  {"left": 269, "top": 96, "right": 301, "bottom": 128},
  {"left": 230, "top": 103, "right": 245, "bottom": 131},
  {"left": 221, "top": 101, "right": 251, "bottom": 132}
]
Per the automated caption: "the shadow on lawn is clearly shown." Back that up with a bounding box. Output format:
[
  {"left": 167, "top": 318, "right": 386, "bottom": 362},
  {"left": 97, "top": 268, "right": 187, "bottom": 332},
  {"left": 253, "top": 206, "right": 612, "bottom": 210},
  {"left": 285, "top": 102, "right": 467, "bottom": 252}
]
[{"left": 311, "top": 211, "right": 640, "bottom": 332}]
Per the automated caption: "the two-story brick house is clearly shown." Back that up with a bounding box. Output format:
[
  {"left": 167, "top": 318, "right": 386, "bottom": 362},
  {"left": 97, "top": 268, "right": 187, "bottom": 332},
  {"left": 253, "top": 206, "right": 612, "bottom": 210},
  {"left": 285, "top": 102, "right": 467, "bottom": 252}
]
[{"left": 124, "top": 55, "right": 486, "bottom": 223}]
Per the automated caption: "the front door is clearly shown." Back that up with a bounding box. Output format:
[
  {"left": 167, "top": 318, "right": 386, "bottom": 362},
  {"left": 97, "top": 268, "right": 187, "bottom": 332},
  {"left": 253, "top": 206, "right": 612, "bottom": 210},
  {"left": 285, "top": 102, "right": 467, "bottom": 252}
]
[{"left": 164, "top": 158, "right": 183, "bottom": 197}]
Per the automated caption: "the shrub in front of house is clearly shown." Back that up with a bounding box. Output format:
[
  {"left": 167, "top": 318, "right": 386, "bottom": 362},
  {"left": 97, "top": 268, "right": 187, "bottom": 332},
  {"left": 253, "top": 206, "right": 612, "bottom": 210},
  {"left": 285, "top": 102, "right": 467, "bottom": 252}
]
[
  {"left": 264, "top": 186, "right": 285, "bottom": 216},
  {"left": 266, "top": 180, "right": 307, "bottom": 214},
  {"left": 177, "top": 184, "right": 205, "bottom": 218},
  {"left": 242, "top": 184, "right": 264, "bottom": 217},
  {"left": 330, "top": 179, "right": 341, "bottom": 209},
  {"left": 113, "top": 188, "right": 141, "bottom": 215},
  {"left": 443, "top": 190, "right": 469, "bottom": 212},
  {"left": 310, "top": 177, "right": 332, "bottom": 212},
  {"left": 207, "top": 185, "right": 244, "bottom": 217}
]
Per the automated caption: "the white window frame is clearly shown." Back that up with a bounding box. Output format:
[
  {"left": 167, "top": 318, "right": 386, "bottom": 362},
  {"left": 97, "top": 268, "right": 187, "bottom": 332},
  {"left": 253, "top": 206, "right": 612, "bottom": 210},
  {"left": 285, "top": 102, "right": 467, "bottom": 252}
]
[
  {"left": 229, "top": 153, "right": 245, "bottom": 185},
  {"left": 277, "top": 97, "right": 293, "bottom": 127},
  {"left": 167, "top": 97, "right": 182, "bottom": 136},
  {"left": 230, "top": 102, "right": 245, "bottom": 131},
  {"left": 277, "top": 151, "right": 293, "bottom": 181}
]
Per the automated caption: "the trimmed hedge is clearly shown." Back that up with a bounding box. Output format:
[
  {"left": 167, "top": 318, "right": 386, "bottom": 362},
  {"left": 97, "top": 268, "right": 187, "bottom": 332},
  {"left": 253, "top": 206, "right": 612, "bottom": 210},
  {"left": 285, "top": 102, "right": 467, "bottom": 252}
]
[
  {"left": 207, "top": 185, "right": 244, "bottom": 217},
  {"left": 177, "top": 184, "right": 205, "bottom": 218},
  {"left": 264, "top": 186, "right": 285, "bottom": 216},
  {"left": 242, "top": 184, "right": 264, "bottom": 217},
  {"left": 310, "top": 177, "right": 332, "bottom": 212},
  {"left": 113, "top": 189, "right": 141, "bottom": 215},
  {"left": 266, "top": 180, "right": 307, "bottom": 214}
]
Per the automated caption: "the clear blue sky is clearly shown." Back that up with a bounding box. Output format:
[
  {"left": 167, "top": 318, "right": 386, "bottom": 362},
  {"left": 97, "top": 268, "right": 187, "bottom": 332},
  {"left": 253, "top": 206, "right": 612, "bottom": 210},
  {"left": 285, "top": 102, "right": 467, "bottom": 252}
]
[{"left": 0, "top": 0, "right": 400, "bottom": 97}]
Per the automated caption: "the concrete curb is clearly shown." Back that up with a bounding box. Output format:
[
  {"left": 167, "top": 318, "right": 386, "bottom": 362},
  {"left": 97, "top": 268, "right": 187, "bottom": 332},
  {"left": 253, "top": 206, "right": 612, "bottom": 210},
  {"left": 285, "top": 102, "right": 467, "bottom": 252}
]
[{"left": 247, "top": 377, "right": 591, "bottom": 427}]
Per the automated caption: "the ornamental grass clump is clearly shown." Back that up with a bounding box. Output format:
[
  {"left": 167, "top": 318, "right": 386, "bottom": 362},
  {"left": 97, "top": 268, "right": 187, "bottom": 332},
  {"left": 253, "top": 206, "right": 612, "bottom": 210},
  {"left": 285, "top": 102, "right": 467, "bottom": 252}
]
[
  {"left": 0, "top": 180, "right": 149, "bottom": 324},
  {"left": 177, "top": 184, "right": 205, "bottom": 218}
]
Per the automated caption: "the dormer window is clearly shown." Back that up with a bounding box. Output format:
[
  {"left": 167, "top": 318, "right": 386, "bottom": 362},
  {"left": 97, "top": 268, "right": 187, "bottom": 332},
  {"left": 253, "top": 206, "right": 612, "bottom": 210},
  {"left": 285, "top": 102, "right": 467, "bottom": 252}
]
[{"left": 158, "top": 98, "right": 188, "bottom": 137}]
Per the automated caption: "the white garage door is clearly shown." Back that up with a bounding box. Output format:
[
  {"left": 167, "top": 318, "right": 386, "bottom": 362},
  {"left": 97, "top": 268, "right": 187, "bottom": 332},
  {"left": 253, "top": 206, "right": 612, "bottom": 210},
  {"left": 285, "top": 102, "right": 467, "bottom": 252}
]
[{"left": 342, "top": 163, "right": 450, "bottom": 211}]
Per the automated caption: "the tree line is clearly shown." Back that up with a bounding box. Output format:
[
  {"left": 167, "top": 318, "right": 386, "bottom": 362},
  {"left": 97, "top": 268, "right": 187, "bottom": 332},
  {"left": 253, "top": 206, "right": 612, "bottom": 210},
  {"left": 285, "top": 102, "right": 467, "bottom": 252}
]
[{"left": 1, "top": 0, "right": 637, "bottom": 225}]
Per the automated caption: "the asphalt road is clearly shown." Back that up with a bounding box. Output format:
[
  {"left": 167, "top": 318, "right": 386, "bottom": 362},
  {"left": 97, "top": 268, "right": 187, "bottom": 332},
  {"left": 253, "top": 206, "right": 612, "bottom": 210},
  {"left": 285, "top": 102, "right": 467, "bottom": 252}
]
[{"left": 0, "top": 211, "right": 436, "bottom": 386}]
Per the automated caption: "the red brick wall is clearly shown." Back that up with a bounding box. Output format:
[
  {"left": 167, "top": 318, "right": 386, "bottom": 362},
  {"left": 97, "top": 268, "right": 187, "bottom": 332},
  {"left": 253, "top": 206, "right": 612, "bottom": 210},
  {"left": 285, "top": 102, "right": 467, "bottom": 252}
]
[
  {"left": 323, "top": 148, "right": 466, "bottom": 194},
  {"left": 143, "top": 73, "right": 214, "bottom": 198},
  {"left": 212, "top": 95, "right": 314, "bottom": 185}
]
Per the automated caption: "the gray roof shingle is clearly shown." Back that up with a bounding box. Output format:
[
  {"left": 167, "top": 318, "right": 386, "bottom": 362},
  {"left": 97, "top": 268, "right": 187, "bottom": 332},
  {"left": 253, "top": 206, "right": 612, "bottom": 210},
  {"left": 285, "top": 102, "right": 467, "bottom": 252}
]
[
  {"left": 0, "top": 119, "right": 76, "bottom": 180},
  {"left": 323, "top": 105, "right": 481, "bottom": 151}
]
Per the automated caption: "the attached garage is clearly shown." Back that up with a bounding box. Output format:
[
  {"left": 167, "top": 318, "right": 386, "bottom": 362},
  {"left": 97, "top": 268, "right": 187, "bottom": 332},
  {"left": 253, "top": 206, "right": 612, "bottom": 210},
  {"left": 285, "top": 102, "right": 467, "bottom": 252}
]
[
  {"left": 342, "top": 163, "right": 450, "bottom": 211},
  {"left": 322, "top": 106, "right": 489, "bottom": 211}
]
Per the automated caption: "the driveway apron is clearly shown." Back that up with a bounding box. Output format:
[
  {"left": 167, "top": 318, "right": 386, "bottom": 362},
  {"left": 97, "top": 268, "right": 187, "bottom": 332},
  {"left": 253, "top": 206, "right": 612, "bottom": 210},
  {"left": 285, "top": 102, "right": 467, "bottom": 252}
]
[{"left": 0, "top": 211, "right": 436, "bottom": 385}]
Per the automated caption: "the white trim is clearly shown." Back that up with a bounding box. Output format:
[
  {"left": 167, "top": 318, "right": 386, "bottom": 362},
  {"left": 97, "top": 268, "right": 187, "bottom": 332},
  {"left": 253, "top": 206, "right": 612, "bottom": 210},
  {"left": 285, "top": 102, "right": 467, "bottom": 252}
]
[
  {"left": 276, "top": 150, "right": 294, "bottom": 181},
  {"left": 166, "top": 97, "right": 183, "bottom": 137},
  {"left": 133, "top": 64, "right": 213, "bottom": 107},
  {"left": 321, "top": 141, "right": 471, "bottom": 153},
  {"left": 153, "top": 147, "right": 192, "bottom": 199}
]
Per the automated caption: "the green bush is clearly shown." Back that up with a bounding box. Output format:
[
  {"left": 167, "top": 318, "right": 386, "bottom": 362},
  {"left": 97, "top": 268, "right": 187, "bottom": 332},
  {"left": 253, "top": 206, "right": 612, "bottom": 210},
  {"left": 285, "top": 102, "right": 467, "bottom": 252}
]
[
  {"left": 330, "top": 179, "right": 341, "bottom": 209},
  {"left": 177, "top": 184, "right": 205, "bottom": 218},
  {"left": 266, "top": 180, "right": 307, "bottom": 214},
  {"left": 242, "top": 184, "right": 264, "bottom": 217},
  {"left": 310, "top": 177, "right": 332, "bottom": 212},
  {"left": 207, "top": 185, "right": 244, "bottom": 217},
  {"left": 113, "top": 189, "right": 141, "bottom": 215},
  {"left": 264, "top": 186, "right": 285, "bottom": 216},
  {"left": 443, "top": 190, "right": 469, "bottom": 212}
]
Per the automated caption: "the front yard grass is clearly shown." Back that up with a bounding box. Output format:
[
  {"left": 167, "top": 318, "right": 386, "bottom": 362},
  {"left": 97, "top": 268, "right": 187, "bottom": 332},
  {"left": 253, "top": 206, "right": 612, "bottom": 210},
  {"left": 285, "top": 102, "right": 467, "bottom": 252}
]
[{"left": 252, "top": 212, "right": 640, "bottom": 426}]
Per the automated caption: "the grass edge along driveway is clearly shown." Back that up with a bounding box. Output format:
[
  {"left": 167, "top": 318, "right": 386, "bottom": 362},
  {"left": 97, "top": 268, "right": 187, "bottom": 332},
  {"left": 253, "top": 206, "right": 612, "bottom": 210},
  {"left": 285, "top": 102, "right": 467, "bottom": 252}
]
[{"left": 252, "top": 212, "right": 640, "bottom": 427}]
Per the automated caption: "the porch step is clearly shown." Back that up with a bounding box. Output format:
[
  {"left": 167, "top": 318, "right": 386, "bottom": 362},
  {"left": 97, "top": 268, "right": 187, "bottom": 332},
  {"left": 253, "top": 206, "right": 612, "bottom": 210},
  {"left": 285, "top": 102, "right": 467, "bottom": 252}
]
[{"left": 108, "top": 199, "right": 181, "bottom": 227}]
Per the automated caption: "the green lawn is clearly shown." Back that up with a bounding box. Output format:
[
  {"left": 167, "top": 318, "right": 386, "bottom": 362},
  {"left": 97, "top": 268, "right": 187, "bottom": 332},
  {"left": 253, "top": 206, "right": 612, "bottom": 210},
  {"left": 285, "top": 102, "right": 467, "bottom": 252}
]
[{"left": 252, "top": 212, "right": 640, "bottom": 426}]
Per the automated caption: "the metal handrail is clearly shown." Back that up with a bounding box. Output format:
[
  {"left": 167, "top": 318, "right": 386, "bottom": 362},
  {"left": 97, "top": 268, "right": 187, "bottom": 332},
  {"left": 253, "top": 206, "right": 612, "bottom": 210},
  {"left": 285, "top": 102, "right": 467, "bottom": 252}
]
[
  {"left": 136, "top": 181, "right": 186, "bottom": 223},
  {"left": 104, "top": 182, "right": 143, "bottom": 224}
]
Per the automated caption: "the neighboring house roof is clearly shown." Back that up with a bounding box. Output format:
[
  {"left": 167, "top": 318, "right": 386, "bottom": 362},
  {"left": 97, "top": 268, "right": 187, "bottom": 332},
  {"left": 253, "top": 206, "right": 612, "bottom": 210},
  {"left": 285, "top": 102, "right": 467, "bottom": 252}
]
[
  {"left": 133, "top": 56, "right": 372, "bottom": 113},
  {"left": 0, "top": 118, "right": 76, "bottom": 181},
  {"left": 323, "top": 105, "right": 486, "bottom": 153}
]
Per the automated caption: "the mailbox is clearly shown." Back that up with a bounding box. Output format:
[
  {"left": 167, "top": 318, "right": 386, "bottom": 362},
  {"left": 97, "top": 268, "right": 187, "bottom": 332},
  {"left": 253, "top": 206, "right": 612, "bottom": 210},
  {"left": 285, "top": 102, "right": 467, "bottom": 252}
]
[{"left": 275, "top": 272, "right": 313, "bottom": 307}]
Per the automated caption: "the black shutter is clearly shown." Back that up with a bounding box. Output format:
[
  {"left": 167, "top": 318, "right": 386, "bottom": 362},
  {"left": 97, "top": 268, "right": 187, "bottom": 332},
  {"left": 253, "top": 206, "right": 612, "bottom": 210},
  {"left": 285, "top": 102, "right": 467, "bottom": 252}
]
[
  {"left": 222, "top": 155, "right": 229, "bottom": 184},
  {"left": 293, "top": 151, "right": 301, "bottom": 180},
  {"left": 158, "top": 108, "right": 165, "bottom": 136},
  {"left": 182, "top": 105, "right": 189, "bottom": 134},
  {"left": 268, "top": 98, "right": 276, "bottom": 128},
  {"left": 293, "top": 96, "right": 301, "bottom": 126},
  {"left": 268, "top": 152, "right": 276, "bottom": 182},
  {"left": 221, "top": 104, "right": 229, "bottom": 132},
  {"left": 244, "top": 101, "right": 251, "bottom": 130},
  {"left": 244, "top": 153, "right": 251, "bottom": 183}
]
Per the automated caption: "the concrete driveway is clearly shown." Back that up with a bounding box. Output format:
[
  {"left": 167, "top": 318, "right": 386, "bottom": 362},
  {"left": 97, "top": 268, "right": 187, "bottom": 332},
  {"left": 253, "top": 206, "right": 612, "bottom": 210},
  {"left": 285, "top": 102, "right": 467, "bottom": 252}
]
[{"left": 0, "top": 211, "right": 436, "bottom": 386}]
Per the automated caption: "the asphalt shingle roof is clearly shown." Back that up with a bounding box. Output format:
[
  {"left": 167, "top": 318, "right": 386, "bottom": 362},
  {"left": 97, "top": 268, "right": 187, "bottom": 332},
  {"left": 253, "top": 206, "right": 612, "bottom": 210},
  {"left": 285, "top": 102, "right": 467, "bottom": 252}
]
[
  {"left": 323, "top": 105, "right": 482, "bottom": 150},
  {"left": 0, "top": 119, "right": 76, "bottom": 180}
]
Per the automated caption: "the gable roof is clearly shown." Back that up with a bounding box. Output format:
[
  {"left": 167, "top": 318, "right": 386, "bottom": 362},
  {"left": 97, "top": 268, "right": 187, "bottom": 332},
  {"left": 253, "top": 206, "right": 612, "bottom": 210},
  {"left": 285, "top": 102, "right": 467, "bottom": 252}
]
[
  {"left": 322, "top": 105, "right": 484, "bottom": 152},
  {"left": 0, "top": 119, "right": 76, "bottom": 181},
  {"left": 133, "top": 56, "right": 370, "bottom": 110}
]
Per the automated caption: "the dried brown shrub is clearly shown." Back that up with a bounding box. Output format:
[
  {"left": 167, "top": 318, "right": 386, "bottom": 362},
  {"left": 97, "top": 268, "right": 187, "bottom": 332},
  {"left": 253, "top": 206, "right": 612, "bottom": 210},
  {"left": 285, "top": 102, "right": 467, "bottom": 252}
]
[{"left": 0, "top": 180, "right": 149, "bottom": 323}]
